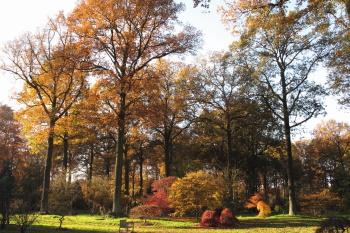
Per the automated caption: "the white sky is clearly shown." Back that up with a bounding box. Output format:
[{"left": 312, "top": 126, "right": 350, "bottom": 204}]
[{"left": 0, "top": 0, "right": 348, "bottom": 139}]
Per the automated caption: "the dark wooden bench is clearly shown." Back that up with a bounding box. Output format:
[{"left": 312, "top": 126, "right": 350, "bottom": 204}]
[{"left": 119, "top": 219, "right": 134, "bottom": 233}]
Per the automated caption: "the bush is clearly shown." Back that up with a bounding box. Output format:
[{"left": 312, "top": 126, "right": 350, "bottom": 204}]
[
  {"left": 81, "top": 176, "right": 113, "bottom": 215},
  {"left": 246, "top": 193, "right": 271, "bottom": 218},
  {"left": 220, "top": 208, "right": 240, "bottom": 227},
  {"left": 11, "top": 200, "right": 39, "bottom": 233},
  {"left": 199, "top": 209, "right": 221, "bottom": 227},
  {"left": 199, "top": 208, "right": 240, "bottom": 228},
  {"left": 169, "top": 170, "right": 224, "bottom": 218},
  {"left": 316, "top": 217, "right": 350, "bottom": 233},
  {"left": 256, "top": 201, "right": 271, "bottom": 218},
  {"left": 141, "top": 177, "right": 176, "bottom": 215},
  {"left": 129, "top": 204, "right": 163, "bottom": 221}
]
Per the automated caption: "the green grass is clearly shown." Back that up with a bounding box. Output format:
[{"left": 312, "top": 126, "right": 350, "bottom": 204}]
[{"left": 0, "top": 213, "right": 336, "bottom": 233}]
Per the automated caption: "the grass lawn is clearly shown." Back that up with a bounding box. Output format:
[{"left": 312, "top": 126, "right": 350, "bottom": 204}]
[{"left": 1, "top": 213, "right": 332, "bottom": 233}]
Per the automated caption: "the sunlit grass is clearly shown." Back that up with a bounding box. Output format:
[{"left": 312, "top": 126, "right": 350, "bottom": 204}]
[{"left": 2, "top": 213, "right": 343, "bottom": 233}]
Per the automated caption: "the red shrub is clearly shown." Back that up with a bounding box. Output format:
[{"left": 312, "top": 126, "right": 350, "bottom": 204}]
[
  {"left": 220, "top": 208, "right": 240, "bottom": 227},
  {"left": 199, "top": 209, "right": 221, "bottom": 227},
  {"left": 141, "top": 177, "right": 176, "bottom": 215}
]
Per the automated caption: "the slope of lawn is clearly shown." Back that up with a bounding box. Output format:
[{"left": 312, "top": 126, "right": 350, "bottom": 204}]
[{"left": 1, "top": 213, "right": 338, "bottom": 233}]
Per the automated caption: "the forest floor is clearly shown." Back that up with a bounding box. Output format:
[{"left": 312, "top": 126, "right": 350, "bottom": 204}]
[{"left": 2, "top": 213, "right": 347, "bottom": 233}]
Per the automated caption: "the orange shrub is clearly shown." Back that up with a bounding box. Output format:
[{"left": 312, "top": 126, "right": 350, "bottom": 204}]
[
  {"left": 256, "top": 201, "right": 271, "bottom": 218},
  {"left": 246, "top": 193, "right": 271, "bottom": 218}
]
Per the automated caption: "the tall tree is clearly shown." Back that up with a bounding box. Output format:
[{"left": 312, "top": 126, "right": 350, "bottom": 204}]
[
  {"left": 188, "top": 51, "right": 261, "bottom": 208},
  {"left": 144, "top": 59, "right": 196, "bottom": 177},
  {"left": 68, "top": 0, "right": 201, "bottom": 216},
  {"left": 1, "top": 13, "right": 92, "bottom": 213},
  {"left": 225, "top": 7, "right": 329, "bottom": 215}
]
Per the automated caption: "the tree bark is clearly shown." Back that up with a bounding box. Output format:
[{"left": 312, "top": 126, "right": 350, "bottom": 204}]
[
  {"left": 281, "top": 72, "right": 297, "bottom": 216},
  {"left": 40, "top": 119, "right": 55, "bottom": 213},
  {"left": 112, "top": 92, "right": 126, "bottom": 216}
]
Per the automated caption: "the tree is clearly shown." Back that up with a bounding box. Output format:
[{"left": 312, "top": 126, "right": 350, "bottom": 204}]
[
  {"left": 1, "top": 13, "right": 92, "bottom": 213},
  {"left": 0, "top": 104, "right": 28, "bottom": 175},
  {"left": 143, "top": 60, "right": 197, "bottom": 177},
  {"left": 224, "top": 6, "right": 329, "bottom": 215},
  {"left": 217, "top": 0, "right": 349, "bottom": 109},
  {"left": 311, "top": 120, "right": 350, "bottom": 209},
  {"left": 188, "top": 51, "right": 268, "bottom": 207},
  {"left": 68, "top": 0, "right": 202, "bottom": 216}
]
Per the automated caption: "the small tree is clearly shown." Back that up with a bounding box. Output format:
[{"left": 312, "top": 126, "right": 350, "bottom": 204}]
[
  {"left": 169, "top": 170, "right": 224, "bottom": 218},
  {"left": 11, "top": 200, "right": 39, "bottom": 233},
  {"left": 49, "top": 176, "right": 82, "bottom": 228}
]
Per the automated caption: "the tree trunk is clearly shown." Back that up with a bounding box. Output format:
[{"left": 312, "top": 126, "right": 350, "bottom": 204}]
[
  {"left": 63, "top": 131, "right": 69, "bottom": 179},
  {"left": 124, "top": 158, "right": 130, "bottom": 196},
  {"left": 281, "top": 71, "right": 297, "bottom": 216},
  {"left": 40, "top": 119, "right": 55, "bottom": 213},
  {"left": 139, "top": 149, "right": 144, "bottom": 196},
  {"left": 164, "top": 132, "right": 172, "bottom": 177},
  {"left": 284, "top": 120, "right": 297, "bottom": 215},
  {"left": 88, "top": 144, "right": 94, "bottom": 181},
  {"left": 112, "top": 92, "right": 126, "bottom": 216}
]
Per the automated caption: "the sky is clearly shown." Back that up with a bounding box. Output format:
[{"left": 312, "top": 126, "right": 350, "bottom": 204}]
[{"left": 0, "top": 0, "right": 349, "bottom": 139}]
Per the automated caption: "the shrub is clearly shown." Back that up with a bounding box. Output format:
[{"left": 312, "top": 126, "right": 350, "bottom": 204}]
[
  {"left": 81, "top": 176, "right": 113, "bottom": 215},
  {"left": 129, "top": 204, "right": 163, "bottom": 221},
  {"left": 141, "top": 177, "right": 176, "bottom": 215},
  {"left": 316, "top": 217, "right": 350, "bottom": 233},
  {"left": 199, "top": 208, "right": 240, "bottom": 228},
  {"left": 11, "top": 200, "right": 39, "bottom": 233},
  {"left": 220, "top": 208, "right": 240, "bottom": 227},
  {"left": 246, "top": 193, "right": 271, "bottom": 218},
  {"left": 169, "top": 170, "right": 224, "bottom": 218},
  {"left": 299, "top": 189, "right": 341, "bottom": 216},
  {"left": 256, "top": 201, "right": 271, "bottom": 218},
  {"left": 199, "top": 209, "right": 221, "bottom": 227}
]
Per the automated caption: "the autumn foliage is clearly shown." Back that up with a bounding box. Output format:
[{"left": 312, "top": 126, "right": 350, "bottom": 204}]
[
  {"left": 169, "top": 170, "right": 224, "bottom": 217},
  {"left": 299, "top": 189, "right": 341, "bottom": 216}
]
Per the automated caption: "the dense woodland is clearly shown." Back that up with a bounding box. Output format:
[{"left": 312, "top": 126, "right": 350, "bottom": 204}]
[{"left": 0, "top": 0, "right": 349, "bottom": 224}]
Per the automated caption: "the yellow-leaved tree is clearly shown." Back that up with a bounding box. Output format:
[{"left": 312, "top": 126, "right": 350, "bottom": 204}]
[
  {"left": 67, "top": 0, "right": 202, "bottom": 216},
  {"left": 1, "top": 13, "right": 92, "bottom": 213}
]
